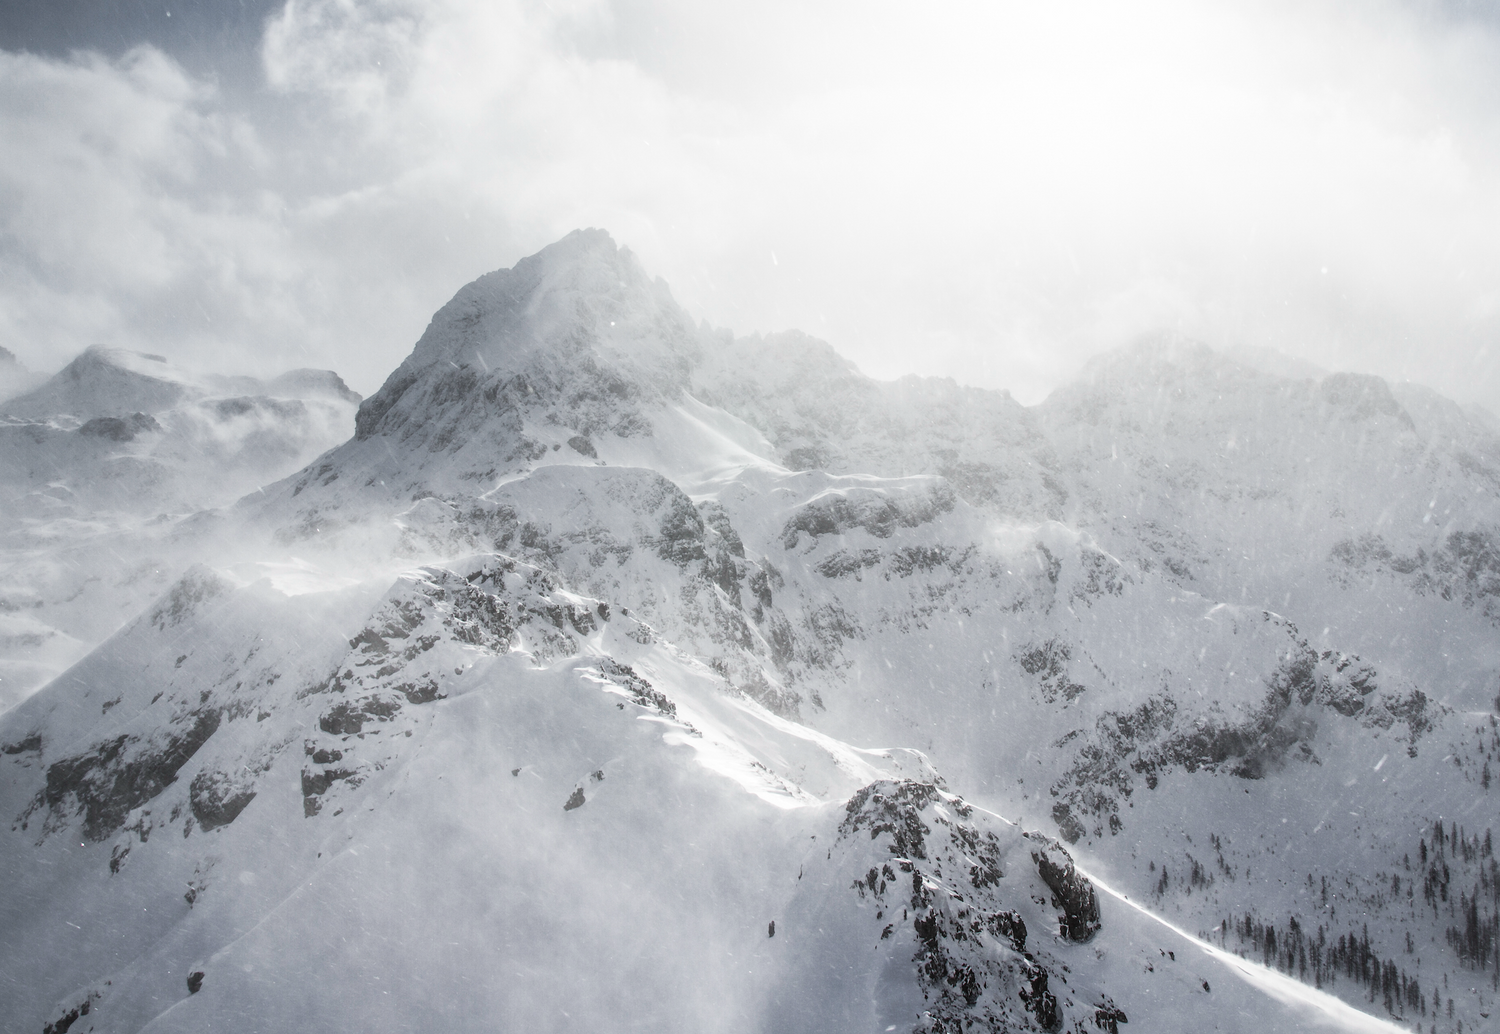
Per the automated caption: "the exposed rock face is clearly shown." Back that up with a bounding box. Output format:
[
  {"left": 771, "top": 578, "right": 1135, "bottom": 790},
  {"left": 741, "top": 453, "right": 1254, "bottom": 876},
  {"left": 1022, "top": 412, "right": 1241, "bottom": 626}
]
[
  {"left": 1024, "top": 832, "right": 1101, "bottom": 942},
  {"left": 25, "top": 708, "right": 221, "bottom": 842},
  {"left": 826, "top": 780, "right": 1103, "bottom": 1032},
  {"left": 1332, "top": 528, "right": 1500, "bottom": 625},
  {"left": 77, "top": 412, "right": 161, "bottom": 442},
  {"left": 188, "top": 768, "right": 258, "bottom": 831},
  {"left": 780, "top": 481, "right": 956, "bottom": 549}
]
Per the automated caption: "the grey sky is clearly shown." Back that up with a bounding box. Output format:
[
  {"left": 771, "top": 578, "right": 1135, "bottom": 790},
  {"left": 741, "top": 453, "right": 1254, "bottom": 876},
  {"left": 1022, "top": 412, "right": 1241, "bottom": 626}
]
[
  {"left": 3, "top": 0, "right": 1500, "bottom": 410},
  {"left": 0, "top": 0, "right": 279, "bottom": 80}
]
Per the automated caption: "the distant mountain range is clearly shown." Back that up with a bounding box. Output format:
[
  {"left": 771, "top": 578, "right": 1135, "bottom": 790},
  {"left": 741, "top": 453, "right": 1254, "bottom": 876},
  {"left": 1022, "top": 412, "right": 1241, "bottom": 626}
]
[
  {"left": 0, "top": 347, "right": 360, "bottom": 706},
  {"left": 1, "top": 230, "right": 1494, "bottom": 1034}
]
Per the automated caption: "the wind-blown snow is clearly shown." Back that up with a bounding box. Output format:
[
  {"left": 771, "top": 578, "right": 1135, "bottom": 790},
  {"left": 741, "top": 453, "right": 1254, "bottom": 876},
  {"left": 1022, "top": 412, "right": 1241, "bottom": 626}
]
[{"left": 0, "top": 347, "right": 361, "bottom": 707}]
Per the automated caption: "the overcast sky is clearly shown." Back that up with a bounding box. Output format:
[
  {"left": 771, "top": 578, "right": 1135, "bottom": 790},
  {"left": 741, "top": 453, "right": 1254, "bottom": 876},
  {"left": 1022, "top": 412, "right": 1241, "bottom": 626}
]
[{"left": 3, "top": 0, "right": 1500, "bottom": 408}]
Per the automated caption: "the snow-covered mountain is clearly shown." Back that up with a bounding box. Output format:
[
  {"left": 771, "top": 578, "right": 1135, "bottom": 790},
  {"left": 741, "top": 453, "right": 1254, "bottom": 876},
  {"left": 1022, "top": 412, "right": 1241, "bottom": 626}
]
[
  {"left": 0, "top": 345, "right": 360, "bottom": 514},
  {"left": 0, "top": 347, "right": 361, "bottom": 709},
  {"left": 1, "top": 230, "right": 1495, "bottom": 1033}
]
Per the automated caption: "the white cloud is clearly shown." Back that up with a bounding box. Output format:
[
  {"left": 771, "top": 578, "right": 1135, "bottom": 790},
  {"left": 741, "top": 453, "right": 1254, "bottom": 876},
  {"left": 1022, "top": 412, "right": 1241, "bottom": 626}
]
[
  {"left": 0, "top": 47, "right": 298, "bottom": 372},
  {"left": 3, "top": 0, "right": 1500, "bottom": 407}
]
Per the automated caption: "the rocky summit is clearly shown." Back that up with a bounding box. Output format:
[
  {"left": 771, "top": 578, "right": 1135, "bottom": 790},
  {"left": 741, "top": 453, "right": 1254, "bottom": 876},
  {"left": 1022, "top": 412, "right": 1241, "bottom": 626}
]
[{"left": 1, "top": 229, "right": 1496, "bottom": 1033}]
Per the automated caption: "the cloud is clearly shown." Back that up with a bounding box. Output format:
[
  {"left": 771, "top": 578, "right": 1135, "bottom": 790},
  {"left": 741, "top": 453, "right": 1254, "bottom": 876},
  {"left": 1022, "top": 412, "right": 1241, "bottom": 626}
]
[
  {"left": 0, "top": 45, "right": 383, "bottom": 386},
  {"left": 3, "top": 0, "right": 1500, "bottom": 406},
  {"left": 0, "top": 49, "right": 220, "bottom": 334}
]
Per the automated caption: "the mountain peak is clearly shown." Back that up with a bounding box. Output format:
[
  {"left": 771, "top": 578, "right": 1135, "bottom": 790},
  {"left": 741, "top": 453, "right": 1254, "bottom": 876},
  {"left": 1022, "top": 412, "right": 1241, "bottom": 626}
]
[
  {"left": 75, "top": 343, "right": 172, "bottom": 369},
  {"left": 2, "top": 345, "right": 365, "bottom": 423},
  {"left": 2, "top": 345, "right": 192, "bottom": 420},
  {"left": 406, "top": 226, "right": 666, "bottom": 373},
  {"left": 528, "top": 225, "right": 622, "bottom": 268},
  {"left": 353, "top": 229, "right": 702, "bottom": 444}
]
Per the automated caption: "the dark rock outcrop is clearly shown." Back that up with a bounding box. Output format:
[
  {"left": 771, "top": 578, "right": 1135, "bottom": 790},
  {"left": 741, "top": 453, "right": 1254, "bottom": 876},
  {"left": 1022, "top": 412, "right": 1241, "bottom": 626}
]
[
  {"left": 1026, "top": 832, "right": 1101, "bottom": 942},
  {"left": 77, "top": 412, "right": 161, "bottom": 441},
  {"left": 25, "top": 709, "right": 221, "bottom": 841},
  {"left": 188, "top": 770, "right": 257, "bottom": 832}
]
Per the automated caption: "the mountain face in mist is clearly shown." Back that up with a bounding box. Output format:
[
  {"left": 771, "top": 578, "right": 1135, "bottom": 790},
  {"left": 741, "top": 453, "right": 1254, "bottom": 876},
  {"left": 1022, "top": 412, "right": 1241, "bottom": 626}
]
[
  {"left": 0, "top": 346, "right": 42, "bottom": 405},
  {"left": 0, "top": 347, "right": 361, "bottom": 709},
  {"left": 0, "top": 346, "right": 362, "bottom": 513},
  {"left": 2, "top": 229, "right": 1497, "bottom": 1034}
]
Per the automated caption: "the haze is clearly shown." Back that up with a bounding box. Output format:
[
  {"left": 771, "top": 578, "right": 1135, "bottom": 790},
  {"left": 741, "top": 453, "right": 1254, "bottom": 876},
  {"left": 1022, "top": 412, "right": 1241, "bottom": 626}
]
[{"left": 3, "top": 0, "right": 1500, "bottom": 408}]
